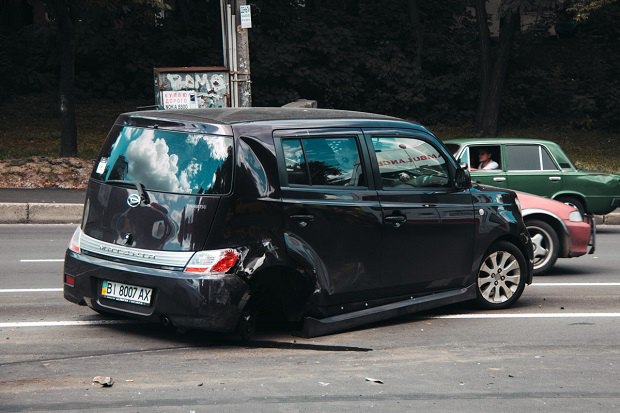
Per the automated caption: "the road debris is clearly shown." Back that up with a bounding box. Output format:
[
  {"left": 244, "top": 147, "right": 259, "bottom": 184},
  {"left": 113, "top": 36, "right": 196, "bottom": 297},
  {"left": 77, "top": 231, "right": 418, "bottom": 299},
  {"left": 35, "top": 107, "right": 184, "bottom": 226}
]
[
  {"left": 92, "top": 376, "right": 114, "bottom": 387},
  {"left": 365, "top": 377, "right": 384, "bottom": 384}
]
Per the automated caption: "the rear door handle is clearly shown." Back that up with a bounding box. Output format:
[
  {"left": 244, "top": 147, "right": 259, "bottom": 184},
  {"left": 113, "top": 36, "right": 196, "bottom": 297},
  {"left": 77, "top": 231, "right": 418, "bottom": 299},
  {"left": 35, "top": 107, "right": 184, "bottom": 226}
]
[
  {"left": 549, "top": 176, "right": 562, "bottom": 182},
  {"left": 385, "top": 215, "right": 407, "bottom": 228},
  {"left": 493, "top": 177, "right": 506, "bottom": 182},
  {"left": 289, "top": 214, "right": 314, "bottom": 227}
]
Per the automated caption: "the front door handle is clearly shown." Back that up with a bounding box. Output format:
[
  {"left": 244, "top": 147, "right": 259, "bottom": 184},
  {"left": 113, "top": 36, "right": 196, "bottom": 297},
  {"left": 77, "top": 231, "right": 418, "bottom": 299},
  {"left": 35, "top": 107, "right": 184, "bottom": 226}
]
[
  {"left": 548, "top": 176, "right": 562, "bottom": 182},
  {"left": 385, "top": 215, "right": 407, "bottom": 228},
  {"left": 493, "top": 177, "right": 506, "bottom": 182}
]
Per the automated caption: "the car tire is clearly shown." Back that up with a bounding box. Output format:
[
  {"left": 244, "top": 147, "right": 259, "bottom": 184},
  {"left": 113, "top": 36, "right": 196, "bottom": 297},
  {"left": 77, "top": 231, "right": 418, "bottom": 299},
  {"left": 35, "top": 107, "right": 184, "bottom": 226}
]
[
  {"left": 526, "top": 219, "right": 560, "bottom": 275},
  {"left": 476, "top": 241, "right": 527, "bottom": 310},
  {"left": 557, "top": 196, "right": 586, "bottom": 215}
]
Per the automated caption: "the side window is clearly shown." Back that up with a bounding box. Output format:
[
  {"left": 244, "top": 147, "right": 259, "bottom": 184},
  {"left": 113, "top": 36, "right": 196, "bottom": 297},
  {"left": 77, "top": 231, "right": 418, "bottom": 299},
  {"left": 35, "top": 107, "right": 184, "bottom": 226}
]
[
  {"left": 371, "top": 137, "right": 450, "bottom": 189},
  {"left": 282, "top": 136, "right": 365, "bottom": 187},
  {"left": 506, "top": 145, "right": 549, "bottom": 171},
  {"left": 468, "top": 145, "right": 502, "bottom": 171},
  {"left": 282, "top": 139, "right": 309, "bottom": 185},
  {"left": 541, "top": 147, "right": 559, "bottom": 170}
]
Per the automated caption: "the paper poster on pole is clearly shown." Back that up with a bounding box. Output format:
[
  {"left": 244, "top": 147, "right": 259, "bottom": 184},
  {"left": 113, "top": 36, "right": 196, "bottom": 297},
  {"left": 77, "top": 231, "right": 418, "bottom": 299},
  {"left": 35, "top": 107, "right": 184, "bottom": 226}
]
[{"left": 240, "top": 5, "right": 252, "bottom": 28}]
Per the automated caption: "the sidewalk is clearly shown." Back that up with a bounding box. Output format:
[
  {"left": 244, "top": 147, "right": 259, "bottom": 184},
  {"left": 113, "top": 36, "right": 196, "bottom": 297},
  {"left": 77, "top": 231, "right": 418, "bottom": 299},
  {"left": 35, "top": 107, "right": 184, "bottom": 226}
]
[
  {"left": 0, "top": 189, "right": 85, "bottom": 224},
  {"left": 0, "top": 188, "right": 619, "bottom": 224}
]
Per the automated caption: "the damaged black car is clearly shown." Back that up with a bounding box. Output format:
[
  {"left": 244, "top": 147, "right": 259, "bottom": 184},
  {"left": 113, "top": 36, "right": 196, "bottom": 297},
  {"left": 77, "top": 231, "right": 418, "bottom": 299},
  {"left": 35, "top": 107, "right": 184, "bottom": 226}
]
[{"left": 63, "top": 108, "right": 533, "bottom": 338}]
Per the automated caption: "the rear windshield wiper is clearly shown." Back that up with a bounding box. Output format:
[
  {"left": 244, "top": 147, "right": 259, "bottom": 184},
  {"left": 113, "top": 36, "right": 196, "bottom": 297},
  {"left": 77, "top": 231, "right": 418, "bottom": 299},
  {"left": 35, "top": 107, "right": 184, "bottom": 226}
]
[{"left": 105, "top": 180, "right": 151, "bottom": 205}]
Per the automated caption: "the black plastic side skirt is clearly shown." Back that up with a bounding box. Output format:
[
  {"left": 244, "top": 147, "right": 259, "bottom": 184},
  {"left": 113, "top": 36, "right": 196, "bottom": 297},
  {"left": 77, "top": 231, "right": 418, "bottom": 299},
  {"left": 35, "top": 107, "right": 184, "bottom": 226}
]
[{"left": 301, "top": 284, "right": 477, "bottom": 338}]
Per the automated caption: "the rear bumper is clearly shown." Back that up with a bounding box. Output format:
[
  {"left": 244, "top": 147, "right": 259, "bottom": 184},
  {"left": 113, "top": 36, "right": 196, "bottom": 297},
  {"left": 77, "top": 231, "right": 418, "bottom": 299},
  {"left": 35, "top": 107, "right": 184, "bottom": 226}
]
[{"left": 63, "top": 250, "right": 249, "bottom": 332}]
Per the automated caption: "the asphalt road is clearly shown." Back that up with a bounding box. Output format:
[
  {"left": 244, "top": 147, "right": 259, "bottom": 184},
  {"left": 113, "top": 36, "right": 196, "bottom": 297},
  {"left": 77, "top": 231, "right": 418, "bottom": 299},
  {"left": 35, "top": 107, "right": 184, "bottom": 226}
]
[{"left": 1, "top": 224, "right": 619, "bottom": 412}]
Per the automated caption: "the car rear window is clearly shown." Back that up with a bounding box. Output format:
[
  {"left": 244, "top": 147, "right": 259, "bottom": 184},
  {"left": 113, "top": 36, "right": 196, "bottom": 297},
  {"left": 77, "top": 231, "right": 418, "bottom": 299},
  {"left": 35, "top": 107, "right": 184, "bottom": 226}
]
[{"left": 92, "top": 126, "right": 233, "bottom": 195}]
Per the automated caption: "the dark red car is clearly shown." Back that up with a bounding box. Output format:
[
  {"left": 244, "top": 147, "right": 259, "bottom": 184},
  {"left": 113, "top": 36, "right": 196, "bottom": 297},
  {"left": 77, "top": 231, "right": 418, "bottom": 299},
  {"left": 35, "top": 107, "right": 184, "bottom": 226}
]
[{"left": 517, "top": 191, "right": 595, "bottom": 275}]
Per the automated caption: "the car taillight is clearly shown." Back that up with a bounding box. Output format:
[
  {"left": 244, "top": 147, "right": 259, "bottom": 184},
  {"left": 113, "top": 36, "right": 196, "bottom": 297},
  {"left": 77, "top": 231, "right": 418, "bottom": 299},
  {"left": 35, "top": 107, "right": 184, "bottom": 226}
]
[
  {"left": 184, "top": 249, "right": 240, "bottom": 275},
  {"left": 65, "top": 274, "right": 75, "bottom": 286},
  {"left": 68, "top": 226, "right": 81, "bottom": 254}
]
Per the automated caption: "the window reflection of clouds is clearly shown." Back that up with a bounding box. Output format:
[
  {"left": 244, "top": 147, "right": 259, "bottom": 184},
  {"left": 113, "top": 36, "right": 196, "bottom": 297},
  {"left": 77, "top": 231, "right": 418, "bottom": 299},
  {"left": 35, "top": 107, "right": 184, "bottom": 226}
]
[
  {"left": 105, "top": 127, "right": 232, "bottom": 194},
  {"left": 186, "top": 134, "right": 230, "bottom": 161},
  {"left": 125, "top": 129, "right": 189, "bottom": 193}
]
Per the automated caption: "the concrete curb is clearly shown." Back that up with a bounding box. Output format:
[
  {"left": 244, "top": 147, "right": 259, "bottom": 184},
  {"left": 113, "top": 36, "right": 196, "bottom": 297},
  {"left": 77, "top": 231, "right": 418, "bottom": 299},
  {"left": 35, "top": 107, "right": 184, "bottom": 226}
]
[
  {"left": 0, "top": 203, "right": 83, "bottom": 224},
  {"left": 598, "top": 213, "right": 620, "bottom": 225}
]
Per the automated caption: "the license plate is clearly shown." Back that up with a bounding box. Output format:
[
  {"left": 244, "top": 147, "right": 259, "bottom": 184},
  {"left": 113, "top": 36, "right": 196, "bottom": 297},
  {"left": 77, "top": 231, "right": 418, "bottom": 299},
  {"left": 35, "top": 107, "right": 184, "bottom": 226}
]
[{"left": 101, "top": 280, "right": 152, "bottom": 306}]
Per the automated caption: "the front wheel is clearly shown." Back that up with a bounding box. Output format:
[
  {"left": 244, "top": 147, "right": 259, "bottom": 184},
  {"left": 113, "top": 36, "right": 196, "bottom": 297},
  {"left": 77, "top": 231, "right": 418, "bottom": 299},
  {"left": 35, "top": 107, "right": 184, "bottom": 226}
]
[
  {"left": 476, "top": 241, "right": 527, "bottom": 309},
  {"left": 526, "top": 219, "right": 560, "bottom": 275}
]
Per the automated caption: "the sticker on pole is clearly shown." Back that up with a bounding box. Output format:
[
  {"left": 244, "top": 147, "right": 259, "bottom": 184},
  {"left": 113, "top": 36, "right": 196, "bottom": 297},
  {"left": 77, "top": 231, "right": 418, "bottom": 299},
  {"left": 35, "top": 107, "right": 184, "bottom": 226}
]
[{"left": 161, "top": 90, "right": 198, "bottom": 110}]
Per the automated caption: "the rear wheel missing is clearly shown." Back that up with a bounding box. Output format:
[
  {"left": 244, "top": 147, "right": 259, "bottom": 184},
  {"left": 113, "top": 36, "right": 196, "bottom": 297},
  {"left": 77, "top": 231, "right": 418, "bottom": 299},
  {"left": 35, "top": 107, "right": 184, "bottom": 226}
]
[{"left": 235, "top": 305, "right": 257, "bottom": 341}]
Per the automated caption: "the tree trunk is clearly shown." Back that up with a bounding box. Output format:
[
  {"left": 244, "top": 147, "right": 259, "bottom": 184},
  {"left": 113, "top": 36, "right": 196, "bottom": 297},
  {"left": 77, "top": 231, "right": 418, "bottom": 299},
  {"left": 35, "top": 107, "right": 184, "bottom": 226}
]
[
  {"left": 47, "top": 0, "right": 78, "bottom": 156},
  {"left": 480, "top": 9, "right": 519, "bottom": 136},
  {"left": 475, "top": 0, "right": 491, "bottom": 131},
  {"left": 408, "top": 0, "right": 423, "bottom": 75}
]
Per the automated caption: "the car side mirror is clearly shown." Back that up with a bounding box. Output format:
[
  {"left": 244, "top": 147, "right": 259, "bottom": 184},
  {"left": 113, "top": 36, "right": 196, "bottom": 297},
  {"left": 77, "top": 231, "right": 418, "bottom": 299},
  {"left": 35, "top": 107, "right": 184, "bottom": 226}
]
[{"left": 455, "top": 165, "right": 472, "bottom": 189}]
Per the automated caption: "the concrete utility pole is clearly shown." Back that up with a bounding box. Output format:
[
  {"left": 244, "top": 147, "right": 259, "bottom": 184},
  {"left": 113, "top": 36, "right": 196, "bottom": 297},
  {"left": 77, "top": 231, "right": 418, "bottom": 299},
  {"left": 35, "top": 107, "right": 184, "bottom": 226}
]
[
  {"left": 221, "top": 0, "right": 252, "bottom": 107},
  {"left": 235, "top": 0, "right": 252, "bottom": 107}
]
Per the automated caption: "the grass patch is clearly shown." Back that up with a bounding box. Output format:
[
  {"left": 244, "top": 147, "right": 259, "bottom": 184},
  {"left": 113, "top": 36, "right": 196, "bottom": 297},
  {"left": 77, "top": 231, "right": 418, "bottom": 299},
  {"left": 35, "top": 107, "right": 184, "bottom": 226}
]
[
  {"left": 1, "top": 94, "right": 619, "bottom": 174},
  {"left": 0, "top": 94, "right": 147, "bottom": 160}
]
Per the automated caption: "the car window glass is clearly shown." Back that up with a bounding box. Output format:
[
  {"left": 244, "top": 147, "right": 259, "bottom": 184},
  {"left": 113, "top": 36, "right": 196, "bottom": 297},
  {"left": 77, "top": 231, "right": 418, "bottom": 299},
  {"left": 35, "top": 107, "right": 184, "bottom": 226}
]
[
  {"left": 505, "top": 145, "right": 541, "bottom": 170},
  {"left": 93, "top": 126, "right": 233, "bottom": 194},
  {"left": 282, "top": 137, "right": 365, "bottom": 187},
  {"left": 551, "top": 147, "right": 575, "bottom": 170},
  {"left": 469, "top": 145, "right": 502, "bottom": 171},
  {"left": 371, "top": 137, "right": 450, "bottom": 189},
  {"left": 457, "top": 147, "right": 469, "bottom": 166},
  {"left": 282, "top": 139, "right": 310, "bottom": 185},
  {"left": 541, "top": 147, "right": 559, "bottom": 170}
]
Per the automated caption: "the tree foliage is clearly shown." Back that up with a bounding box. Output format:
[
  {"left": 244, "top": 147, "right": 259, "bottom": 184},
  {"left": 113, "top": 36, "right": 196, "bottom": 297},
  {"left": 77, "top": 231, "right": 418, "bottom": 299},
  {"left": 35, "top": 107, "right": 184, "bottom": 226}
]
[{"left": 0, "top": 0, "right": 618, "bottom": 134}]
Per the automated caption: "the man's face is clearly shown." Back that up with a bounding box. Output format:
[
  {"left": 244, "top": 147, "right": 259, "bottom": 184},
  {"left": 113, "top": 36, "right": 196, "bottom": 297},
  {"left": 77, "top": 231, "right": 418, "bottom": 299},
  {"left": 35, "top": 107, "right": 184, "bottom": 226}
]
[{"left": 479, "top": 151, "right": 491, "bottom": 162}]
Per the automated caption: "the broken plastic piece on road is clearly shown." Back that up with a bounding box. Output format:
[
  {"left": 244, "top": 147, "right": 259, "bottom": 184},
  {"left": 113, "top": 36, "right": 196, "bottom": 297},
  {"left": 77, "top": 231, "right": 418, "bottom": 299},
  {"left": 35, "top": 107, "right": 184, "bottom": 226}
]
[
  {"left": 365, "top": 377, "right": 384, "bottom": 384},
  {"left": 92, "top": 376, "right": 114, "bottom": 387}
]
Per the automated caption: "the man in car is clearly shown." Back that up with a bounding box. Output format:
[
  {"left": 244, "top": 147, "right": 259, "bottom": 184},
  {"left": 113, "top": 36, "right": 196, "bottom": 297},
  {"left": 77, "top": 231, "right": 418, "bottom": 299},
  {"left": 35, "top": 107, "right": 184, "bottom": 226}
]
[{"left": 476, "top": 148, "right": 499, "bottom": 170}]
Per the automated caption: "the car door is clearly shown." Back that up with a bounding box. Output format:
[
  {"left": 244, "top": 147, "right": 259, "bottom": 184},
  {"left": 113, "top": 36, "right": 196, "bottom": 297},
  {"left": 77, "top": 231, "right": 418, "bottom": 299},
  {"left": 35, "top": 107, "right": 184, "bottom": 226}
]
[
  {"left": 366, "top": 130, "right": 476, "bottom": 295},
  {"left": 275, "top": 129, "right": 384, "bottom": 304},
  {"left": 503, "top": 144, "right": 564, "bottom": 197}
]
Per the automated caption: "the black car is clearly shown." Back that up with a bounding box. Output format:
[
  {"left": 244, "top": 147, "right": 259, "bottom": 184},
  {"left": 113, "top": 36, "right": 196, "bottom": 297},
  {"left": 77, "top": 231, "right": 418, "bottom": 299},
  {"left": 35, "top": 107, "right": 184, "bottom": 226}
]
[{"left": 64, "top": 108, "right": 533, "bottom": 338}]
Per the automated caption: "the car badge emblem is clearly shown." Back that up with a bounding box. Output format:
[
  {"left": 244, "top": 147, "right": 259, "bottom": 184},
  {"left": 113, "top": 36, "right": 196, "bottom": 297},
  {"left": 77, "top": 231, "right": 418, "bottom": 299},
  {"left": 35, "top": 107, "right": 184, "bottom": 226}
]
[
  {"left": 122, "top": 233, "right": 133, "bottom": 245},
  {"left": 127, "top": 193, "right": 141, "bottom": 208}
]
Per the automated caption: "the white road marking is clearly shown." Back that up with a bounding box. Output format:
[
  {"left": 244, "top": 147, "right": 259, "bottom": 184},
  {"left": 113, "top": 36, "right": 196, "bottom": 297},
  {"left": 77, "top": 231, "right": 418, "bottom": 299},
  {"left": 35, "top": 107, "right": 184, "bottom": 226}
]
[
  {"left": 2, "top": 313, "right": 620, "bottom": 329},
  {"left": 3, "top": 283, "right": 618, "bottom": 295},
  {"left": 0, "top": 320, "right": 139, "bottom": 328},
  {"left": 432, "top": 313, "right": 620, "bottom": 319},
  {"left": 532, "top": 283, "right": 620, "bottom": 286},
  {"left": 19, "top": 259, "right": 64, "bottom": 262},
  {"left": 0, "top": 288, "right": 62, "bottom": 293}
]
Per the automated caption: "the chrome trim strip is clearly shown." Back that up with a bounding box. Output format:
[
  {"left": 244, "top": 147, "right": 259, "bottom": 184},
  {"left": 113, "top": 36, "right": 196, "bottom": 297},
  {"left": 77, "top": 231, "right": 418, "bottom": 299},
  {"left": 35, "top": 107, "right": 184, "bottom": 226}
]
[
  {"left": 281, "top": 198, "right": 381, "bottom": 208},
  {"left": 80, "top": 230, "right": 194, "bottom": 267}
]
